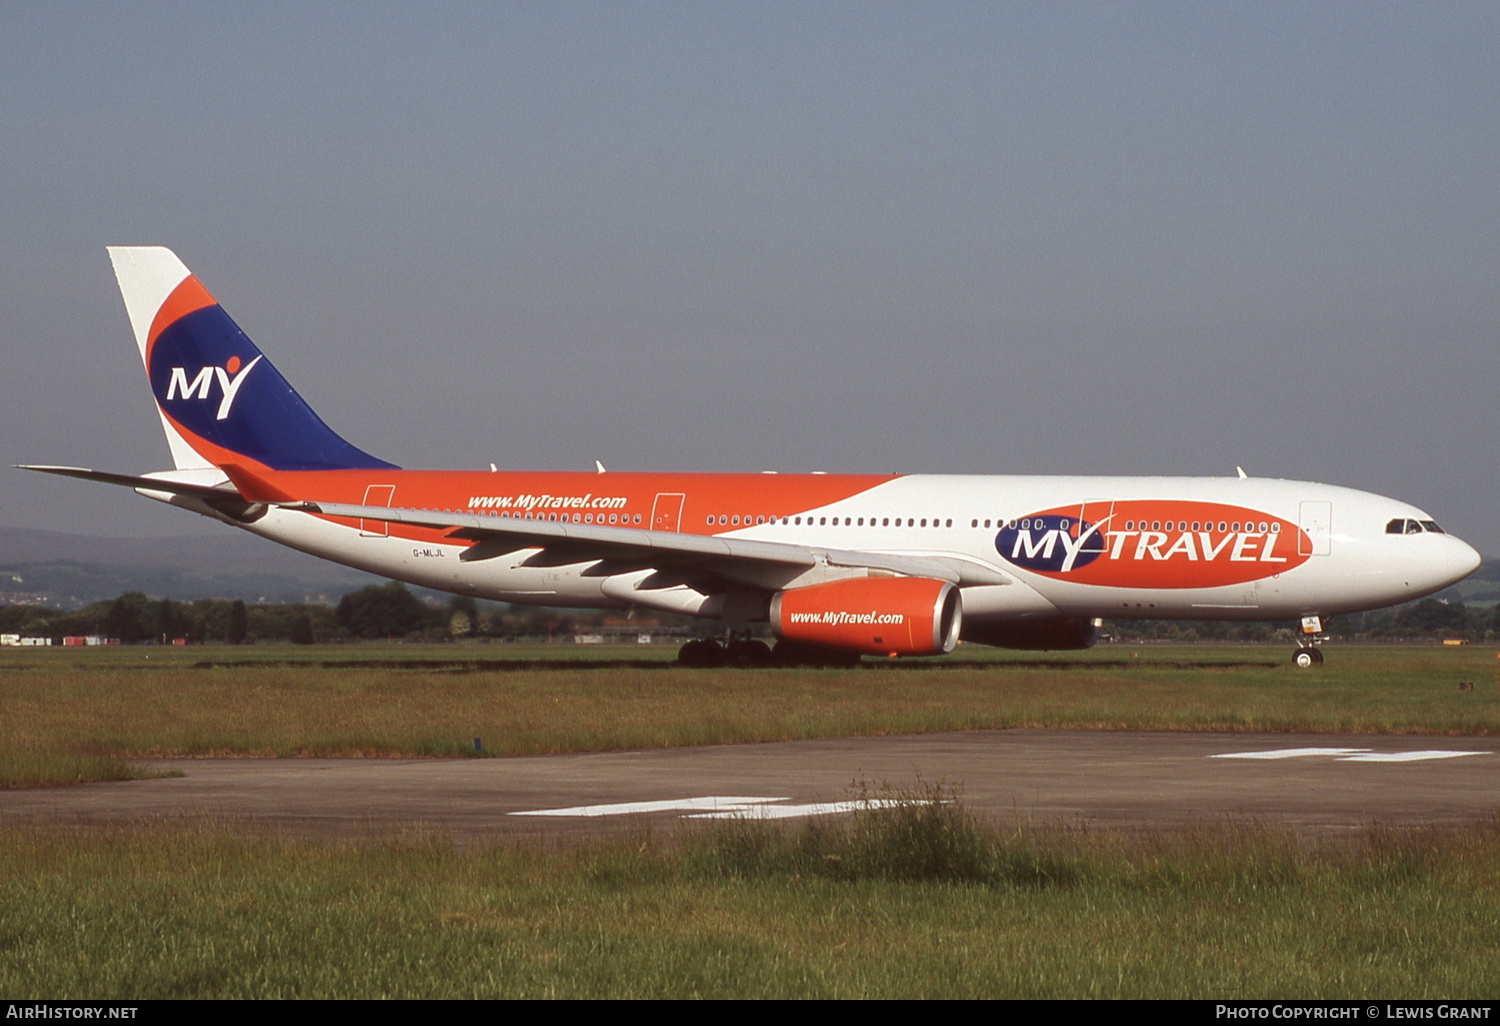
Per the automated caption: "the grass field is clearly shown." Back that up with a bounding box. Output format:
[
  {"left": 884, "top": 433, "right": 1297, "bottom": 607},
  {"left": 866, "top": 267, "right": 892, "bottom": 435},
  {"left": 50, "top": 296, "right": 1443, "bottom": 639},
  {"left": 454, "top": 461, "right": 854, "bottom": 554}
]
[
  {"left": 2, "top": 642, "right": 1496, "bottom": 787},
  {"left": 3, "top": 798, "right": 1498, "bottom": 998},
  {"left": 3, "top": 643, "right": 1498, "bottom": 998}
]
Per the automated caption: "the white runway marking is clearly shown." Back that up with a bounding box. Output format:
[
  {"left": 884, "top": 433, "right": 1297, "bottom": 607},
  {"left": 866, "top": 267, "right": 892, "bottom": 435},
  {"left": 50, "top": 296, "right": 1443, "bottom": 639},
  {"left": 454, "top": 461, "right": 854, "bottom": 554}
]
[
  {"left": 1211, "top": 747, "right": 1490, "bottom": 763},
  {"left": 1336, "top": 750, "right": 1490, "bottom": 763},
  {"left": 1210, "top": 747, "right": 1370, "bottom": 760},
  {"left": 510, "top": 796, "right": 785, "bottom": 818},
  {"left": 686, "top": 799, "right": 917, "bottom": 820},
  {"left": 510, "top": 796, "right": 932, "bottom": 820}
]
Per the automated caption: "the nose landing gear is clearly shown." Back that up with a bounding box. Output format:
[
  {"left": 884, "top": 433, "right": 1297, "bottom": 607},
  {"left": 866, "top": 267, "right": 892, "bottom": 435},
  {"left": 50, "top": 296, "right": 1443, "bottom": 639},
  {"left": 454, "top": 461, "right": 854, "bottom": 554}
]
[
  {"left": 1292, "top": 646, "right": 1324, "bottom": 668},
  {"left": 1291, "top": 614, "right": 1326, "bottom": 668}
]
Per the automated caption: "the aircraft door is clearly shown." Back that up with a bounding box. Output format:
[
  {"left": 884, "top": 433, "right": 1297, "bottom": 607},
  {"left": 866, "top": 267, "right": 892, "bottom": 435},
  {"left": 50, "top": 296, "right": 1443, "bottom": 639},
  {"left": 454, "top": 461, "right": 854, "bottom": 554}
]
[
  {"left": 1075, "top": 499, "right": 1116, "bottom": 568},
  {"left": 651, "top": 493, "right": 686, "bottom": 533},
  {"left": 360, "top": 484, "right": 396, "bottom": 537},
  {"left": 1076, "top": 500, "right": 1116, "bottom": 538},
  {"left": 1298, "top": 501, "right": 1332, "bottom": 556}
]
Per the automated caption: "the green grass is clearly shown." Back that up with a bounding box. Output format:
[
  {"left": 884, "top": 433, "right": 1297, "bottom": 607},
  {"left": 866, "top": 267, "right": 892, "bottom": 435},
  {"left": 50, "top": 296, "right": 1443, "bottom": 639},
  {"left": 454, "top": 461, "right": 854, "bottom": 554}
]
[
  {"left": 3, "top": 794, "right": 1498, "bottom": 998},
  {"left": 5, "top": 648, "right": 1497, "bottom": 998},
  {"left": 2, "top": 643, "right": 1497, "bottom": 786}
]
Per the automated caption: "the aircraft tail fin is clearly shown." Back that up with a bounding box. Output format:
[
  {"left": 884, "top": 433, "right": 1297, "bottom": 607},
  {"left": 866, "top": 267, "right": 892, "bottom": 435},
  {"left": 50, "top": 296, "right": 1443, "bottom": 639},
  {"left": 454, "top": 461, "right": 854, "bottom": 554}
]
[{"left": 107, "top": 247, "right": 397, "bottom": 473}]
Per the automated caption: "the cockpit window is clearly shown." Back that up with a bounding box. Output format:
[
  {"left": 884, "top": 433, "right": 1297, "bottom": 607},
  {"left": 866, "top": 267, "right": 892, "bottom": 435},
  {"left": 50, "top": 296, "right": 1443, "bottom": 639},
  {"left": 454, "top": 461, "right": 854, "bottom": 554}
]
[{"left": 1387, "top": 518, "right": 1444, "bottom": 535}]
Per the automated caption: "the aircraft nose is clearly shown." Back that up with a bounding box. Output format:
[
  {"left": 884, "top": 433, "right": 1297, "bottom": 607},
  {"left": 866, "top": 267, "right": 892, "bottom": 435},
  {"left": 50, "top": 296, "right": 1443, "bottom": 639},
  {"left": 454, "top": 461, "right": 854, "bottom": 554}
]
[{"left": 1448, "top": 536, "right": 1483, "bottom": 583}]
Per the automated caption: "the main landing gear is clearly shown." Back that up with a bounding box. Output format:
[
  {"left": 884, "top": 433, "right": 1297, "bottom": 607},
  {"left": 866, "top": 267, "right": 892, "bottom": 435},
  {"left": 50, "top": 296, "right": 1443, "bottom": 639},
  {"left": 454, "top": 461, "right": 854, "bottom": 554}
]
[
  {"left": 676, "top": 636, "right": 860, "bottom": 668},
  {"left": 677, "top": 637, "right": 772, "bottom": 668},
  {"left": 1291, "top": 614, "right": 1327, "bottom": 668}
]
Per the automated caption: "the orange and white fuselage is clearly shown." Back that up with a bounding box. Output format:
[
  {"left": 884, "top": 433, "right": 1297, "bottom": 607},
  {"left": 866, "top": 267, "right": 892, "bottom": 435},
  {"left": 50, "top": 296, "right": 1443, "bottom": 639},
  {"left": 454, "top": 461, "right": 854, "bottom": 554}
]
[{"left": 27, "top": 247, "right": 1481, "bottom": 660}]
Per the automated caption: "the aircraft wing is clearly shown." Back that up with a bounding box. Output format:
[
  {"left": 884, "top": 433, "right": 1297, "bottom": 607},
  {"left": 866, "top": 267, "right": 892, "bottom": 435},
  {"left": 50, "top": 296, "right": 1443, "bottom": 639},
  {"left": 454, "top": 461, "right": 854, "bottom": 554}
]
[{"left": 288, "top": 499, "right": 1013, "bottom": 590}]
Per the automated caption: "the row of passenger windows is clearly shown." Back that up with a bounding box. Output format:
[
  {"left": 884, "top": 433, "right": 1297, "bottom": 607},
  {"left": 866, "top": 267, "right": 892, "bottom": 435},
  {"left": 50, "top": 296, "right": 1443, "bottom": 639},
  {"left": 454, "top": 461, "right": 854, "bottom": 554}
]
[
  {"left": 707, "top": 514, "right": 955, "bottom": 528},
  {"left": 704, "top": 515, "right": 1282, "bottom": 533},
  {"left": 473, "top": 511, "right": 643, "bottom": 525},
  {"left": 985, "top": 518, "right": 1281, "bottom": 534}
]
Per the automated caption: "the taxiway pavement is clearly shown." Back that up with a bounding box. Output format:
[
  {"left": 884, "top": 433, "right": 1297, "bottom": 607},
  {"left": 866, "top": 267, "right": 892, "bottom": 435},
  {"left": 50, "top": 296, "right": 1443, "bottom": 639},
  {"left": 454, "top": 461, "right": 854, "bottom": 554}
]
[{"left": 3, "top": 730, "right": 1495, "bottom": 839}]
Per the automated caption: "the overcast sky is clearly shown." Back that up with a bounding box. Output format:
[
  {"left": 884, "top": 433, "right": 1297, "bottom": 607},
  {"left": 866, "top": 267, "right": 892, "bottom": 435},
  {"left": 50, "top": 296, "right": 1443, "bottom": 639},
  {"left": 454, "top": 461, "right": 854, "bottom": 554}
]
[{"left": 2, "top": 1, "right": 1496, "bottom": 554}]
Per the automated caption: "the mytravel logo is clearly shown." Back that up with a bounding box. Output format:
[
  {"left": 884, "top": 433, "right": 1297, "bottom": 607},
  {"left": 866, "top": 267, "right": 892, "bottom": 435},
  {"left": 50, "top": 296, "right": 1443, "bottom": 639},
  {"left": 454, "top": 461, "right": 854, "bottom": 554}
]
[
  {"left": 996, "top": 500, "right": 1311, "bottom": 589},
  {"left": 162, "top": 354, "right": 264, "bottom": 421}
]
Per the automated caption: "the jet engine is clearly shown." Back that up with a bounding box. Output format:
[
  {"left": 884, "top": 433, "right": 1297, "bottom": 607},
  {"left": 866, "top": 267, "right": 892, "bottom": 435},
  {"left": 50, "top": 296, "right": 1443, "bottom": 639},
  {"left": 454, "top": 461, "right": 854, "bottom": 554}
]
[{"left": 769, "top": 577, "right": 962, "bottom": 656}]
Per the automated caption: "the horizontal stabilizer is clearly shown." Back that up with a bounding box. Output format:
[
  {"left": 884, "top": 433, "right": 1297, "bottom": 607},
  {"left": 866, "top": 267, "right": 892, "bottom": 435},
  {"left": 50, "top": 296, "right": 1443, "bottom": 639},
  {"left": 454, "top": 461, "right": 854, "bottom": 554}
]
[{"left": 17, "top": 464, "right": 239, "bottom": 500}]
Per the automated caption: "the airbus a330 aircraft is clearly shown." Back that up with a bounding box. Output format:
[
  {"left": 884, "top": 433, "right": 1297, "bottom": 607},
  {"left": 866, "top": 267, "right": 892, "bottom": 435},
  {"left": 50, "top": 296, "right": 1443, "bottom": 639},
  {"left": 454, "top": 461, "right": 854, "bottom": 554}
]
[{"left": 25, "top": 247, "right": 1482, "bottom": 667}]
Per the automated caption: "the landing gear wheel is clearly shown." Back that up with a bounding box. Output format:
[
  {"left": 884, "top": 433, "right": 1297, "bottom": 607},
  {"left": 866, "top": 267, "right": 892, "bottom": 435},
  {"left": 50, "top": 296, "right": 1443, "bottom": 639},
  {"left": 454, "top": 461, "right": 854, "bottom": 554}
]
[
  {"left": 678, "top": 639, "right": 726, "bottom": 668},
  {"left": 726, "top": 639, "right": 773, "bottom": 667},
  {"left": 1291, "top": 647, "right": 1324, "bottom": 668}
]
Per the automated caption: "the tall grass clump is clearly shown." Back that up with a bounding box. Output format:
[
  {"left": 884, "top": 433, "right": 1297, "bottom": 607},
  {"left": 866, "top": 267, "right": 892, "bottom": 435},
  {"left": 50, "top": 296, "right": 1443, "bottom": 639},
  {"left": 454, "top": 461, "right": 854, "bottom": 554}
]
[{"left": 685, "top": 780, "right": 1081, "bottom": 888}]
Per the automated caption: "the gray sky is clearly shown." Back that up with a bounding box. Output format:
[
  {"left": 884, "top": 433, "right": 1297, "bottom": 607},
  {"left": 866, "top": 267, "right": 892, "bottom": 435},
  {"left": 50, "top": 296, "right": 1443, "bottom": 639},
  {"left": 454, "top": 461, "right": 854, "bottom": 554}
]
[{"left": 3, "top": 1, "right": 1496, "bottom": 554}]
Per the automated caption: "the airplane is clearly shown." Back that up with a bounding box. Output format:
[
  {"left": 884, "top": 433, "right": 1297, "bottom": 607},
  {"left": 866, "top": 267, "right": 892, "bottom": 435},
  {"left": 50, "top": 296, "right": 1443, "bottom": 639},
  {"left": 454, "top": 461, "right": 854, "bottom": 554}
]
[{"left": 23, "top": 247, "right": 1482, "bottom": 668}]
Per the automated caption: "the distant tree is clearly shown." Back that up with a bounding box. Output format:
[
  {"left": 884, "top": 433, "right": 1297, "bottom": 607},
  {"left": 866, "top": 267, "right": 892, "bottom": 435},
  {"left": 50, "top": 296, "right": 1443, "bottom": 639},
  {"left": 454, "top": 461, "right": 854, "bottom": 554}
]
[
  {"left": 155, "top": 599, "right": 177, "bottom": 643},
  {"left": 336, "top": 582, "right": 433, "bottom": 639},
  {"left": 105, "top": 592, "right": 150, "bottom": 644},
  {"left": 447, "top": 595, "right": 479, "bottom": 639},
  {"left": 289, "top": 611, "right": 314, "bottom": 645},
  {"left": 228, "top": 600, "right": 248, "bottom": 645}
]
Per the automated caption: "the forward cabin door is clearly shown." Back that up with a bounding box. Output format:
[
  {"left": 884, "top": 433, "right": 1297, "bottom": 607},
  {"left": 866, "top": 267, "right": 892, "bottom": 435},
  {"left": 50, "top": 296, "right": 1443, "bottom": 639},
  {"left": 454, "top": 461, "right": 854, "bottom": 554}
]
[{"left": 1298, "top": 501, "right": 1333, "bottom": 556}]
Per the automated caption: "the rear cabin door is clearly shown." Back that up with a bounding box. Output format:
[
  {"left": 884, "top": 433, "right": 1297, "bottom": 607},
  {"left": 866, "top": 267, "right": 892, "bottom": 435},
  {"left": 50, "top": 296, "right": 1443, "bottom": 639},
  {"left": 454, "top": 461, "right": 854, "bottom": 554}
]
[{"left": 360, "top": 484, "right": 396, "bottom": 537}]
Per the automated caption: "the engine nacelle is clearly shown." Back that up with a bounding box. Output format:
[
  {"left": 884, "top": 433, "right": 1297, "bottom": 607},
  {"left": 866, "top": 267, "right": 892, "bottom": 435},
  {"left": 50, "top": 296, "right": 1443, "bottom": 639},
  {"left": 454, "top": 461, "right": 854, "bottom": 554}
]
[
  {"left": 770, "top": 577, "right": 962, "bottom": 656},
  {"left": 961, "top": 616, "right": 1102, "bottom": 651}
]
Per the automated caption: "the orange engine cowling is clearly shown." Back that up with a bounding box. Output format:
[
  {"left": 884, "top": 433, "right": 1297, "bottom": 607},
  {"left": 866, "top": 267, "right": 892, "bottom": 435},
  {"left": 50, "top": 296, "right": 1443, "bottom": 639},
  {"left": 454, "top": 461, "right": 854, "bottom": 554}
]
[{"left": 769, "top": 577, "right": 963, "bottom": 657}]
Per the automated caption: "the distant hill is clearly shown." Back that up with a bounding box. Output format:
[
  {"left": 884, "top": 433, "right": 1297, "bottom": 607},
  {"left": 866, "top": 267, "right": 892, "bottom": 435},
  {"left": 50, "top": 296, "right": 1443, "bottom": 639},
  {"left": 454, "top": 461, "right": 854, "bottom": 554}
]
[
  {"left": 0, "top": 525, "right": 382, "bottom": 608},
  {"left": 1443, "top": 555, "right": 1500, "bottom": 605}
]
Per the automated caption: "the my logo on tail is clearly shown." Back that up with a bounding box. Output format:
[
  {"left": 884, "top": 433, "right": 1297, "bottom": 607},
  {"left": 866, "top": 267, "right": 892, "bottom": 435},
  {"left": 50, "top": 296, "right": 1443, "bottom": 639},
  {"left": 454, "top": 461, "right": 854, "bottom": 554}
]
[{"left": 164, "top": 355, "right": 263, "bottom": 421}]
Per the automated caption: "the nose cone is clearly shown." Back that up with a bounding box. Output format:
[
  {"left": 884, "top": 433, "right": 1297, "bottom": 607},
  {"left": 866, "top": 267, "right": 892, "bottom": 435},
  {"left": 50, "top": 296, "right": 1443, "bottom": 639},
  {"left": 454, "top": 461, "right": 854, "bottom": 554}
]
[
  {"left": 1447, "top": 536, "right": 1484, "bottom": 585},
  {"left": 1363, "top": 533, "right": 1485, "bottom": 611}
]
